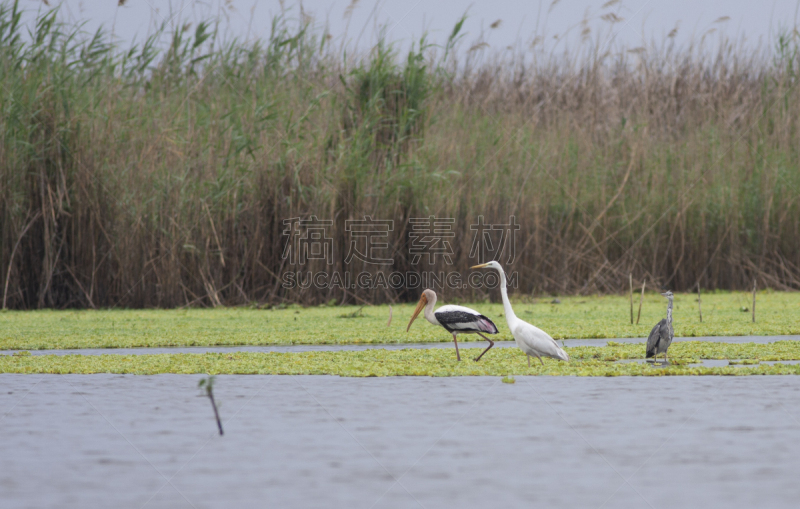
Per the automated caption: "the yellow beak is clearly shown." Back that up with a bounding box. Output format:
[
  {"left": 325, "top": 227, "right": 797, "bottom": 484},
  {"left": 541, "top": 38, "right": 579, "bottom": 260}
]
[
  {"left": 407, "top": 294, "right": 428, "bottom": 332},
  {"left": 471, "top": 263, "right": 490, "bottom": 269}
]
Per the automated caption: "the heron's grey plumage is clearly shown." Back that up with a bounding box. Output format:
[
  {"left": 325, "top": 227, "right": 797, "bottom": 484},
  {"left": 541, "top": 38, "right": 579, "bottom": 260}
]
[
  {"left": 646, "top": 291, "right": 674, "bottom": 362},
  {"left": 646, "top": 319, "right": 671, "bottom": 357}
]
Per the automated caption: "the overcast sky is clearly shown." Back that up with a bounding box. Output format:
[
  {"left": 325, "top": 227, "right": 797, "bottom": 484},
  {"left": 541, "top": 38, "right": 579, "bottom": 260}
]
[{"left": 21, "top": 1, "right": 800, "bottom": 56}]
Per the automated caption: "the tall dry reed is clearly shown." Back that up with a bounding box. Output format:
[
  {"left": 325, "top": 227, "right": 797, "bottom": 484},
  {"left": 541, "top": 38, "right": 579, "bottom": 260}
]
[{"left": 1, "top": 1, "right": 800, "bottom": 309}]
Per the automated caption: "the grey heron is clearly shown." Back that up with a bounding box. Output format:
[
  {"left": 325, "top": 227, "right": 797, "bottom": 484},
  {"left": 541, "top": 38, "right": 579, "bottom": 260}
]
[
  {"left": 407, "top": 289, "right": 499, "bottom": 362},
  {"left": 646, "top": 291, "right": 675, "bottom": 364},
  {"left": 471, "top": 262, "right": 569, "bottom": 367}
]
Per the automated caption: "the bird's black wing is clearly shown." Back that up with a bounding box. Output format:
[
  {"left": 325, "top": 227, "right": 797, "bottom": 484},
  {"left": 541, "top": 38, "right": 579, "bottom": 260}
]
[
  {"left": 646, "top": 319, "right": 666, "bottom": 358},
  {"left": 434, "top": 311, "right": 498, "bottom": 334}
]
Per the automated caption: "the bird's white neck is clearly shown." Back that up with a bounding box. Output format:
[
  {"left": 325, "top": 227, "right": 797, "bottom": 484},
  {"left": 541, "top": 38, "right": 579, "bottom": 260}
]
[
  {"left": 424, "top": 292, "right": 439, "bottom": 325},
  {"left": 496, "top": 266, "right": 517, "bottom": 325}
]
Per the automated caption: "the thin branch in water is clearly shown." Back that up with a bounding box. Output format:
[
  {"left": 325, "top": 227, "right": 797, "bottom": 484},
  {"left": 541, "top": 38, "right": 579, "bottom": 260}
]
[
  {"left": 199, "top": 376, "right": 224, "bottom": 436},
  {"left": 636, "top": 280, "right": 645, "bottom": 325},
  {"left": 628, "top": 273, "right": 633, "bottom": 324}
]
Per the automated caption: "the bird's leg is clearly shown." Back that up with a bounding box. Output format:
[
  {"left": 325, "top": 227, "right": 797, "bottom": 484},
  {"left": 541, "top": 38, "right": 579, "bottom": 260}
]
[
  {"left": 452, "top": 332, "right": 461, "bottom": 362},
  {"left": 527, "top": 354, "right": 531, "bottom": 368},
  {"left": 535, "top": 353, "right": 544, "bottom": 366},
  {"left": 474, "top": 332, "right": 494, "bottom": 362}
]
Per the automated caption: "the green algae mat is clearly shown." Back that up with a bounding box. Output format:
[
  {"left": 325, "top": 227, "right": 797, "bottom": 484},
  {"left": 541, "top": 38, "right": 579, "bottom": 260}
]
[
  {"left": 1, "top": 292, "right": 799, "bottom": 351},
  {"left": 3, "top": 342, "right": 800, "bottom": 376}
]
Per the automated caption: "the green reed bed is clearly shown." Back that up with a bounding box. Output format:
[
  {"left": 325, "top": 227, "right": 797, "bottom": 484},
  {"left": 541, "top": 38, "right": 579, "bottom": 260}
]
[
  {"left": 1, "top": 292, "right": 798, "bottom": 350},
  {"left": 2, "top": 2, "right": 800, "bottom": 310}
]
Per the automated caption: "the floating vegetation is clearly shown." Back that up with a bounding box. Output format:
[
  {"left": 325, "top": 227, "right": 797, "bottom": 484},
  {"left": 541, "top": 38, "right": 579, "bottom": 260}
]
[
  {"left": 1, "top": 292, "right": 798, "bottom": 351},
  {"left": 3, "top": 342, "right": 800, "bottom": 376}
]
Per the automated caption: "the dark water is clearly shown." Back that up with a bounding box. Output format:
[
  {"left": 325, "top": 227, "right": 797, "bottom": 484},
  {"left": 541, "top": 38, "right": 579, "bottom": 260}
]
[
  {"left": 2, "top": 374, "right": 800, "bottom": 509},
  {"left": 5, "top": 334, "right": 799, "bottom": 356}
]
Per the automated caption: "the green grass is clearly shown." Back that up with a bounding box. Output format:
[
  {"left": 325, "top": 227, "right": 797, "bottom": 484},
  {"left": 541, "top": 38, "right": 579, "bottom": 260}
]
[
  {"left": 3, "top": 341, "right": 800, "bottom": 376},
  {"left": 0, "top": 291, "right": 798, "bottom": 351}
]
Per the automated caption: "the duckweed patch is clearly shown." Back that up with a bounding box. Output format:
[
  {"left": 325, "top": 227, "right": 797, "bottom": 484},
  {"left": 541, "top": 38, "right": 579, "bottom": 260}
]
[
  {"left": 3, "top": 342, "right": 800, "bottom": 376},
  {"left": 1, "top": 292, "right": 799, "bottom": 351}
]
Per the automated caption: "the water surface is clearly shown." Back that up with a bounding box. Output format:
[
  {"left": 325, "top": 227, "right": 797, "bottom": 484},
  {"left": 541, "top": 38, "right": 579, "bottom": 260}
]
[{"left": 2, "top": 374, "right": 800, "bottom": 508}]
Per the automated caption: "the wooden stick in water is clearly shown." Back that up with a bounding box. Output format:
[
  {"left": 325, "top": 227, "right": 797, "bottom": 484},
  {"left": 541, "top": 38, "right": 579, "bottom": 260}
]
[
  {"left": 697, "top": 282, "right": 702, "bottom": 323},
  {"left": 636, "top": 280, "right": 645, "bottom": 325},
  {"left": 629, "top": 273, "right": 634, "bottom": 325}
]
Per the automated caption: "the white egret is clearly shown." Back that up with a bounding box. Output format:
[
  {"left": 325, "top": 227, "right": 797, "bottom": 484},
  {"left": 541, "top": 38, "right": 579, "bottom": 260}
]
[
  {"left": 407, "top": 289, "right": 498, "bottom": 362},
  {"left": 471, "top": 261, "right": 569, "bottom": 367},
  {"left": 646, "top": 291, "right": 675, "bottom": 364}
]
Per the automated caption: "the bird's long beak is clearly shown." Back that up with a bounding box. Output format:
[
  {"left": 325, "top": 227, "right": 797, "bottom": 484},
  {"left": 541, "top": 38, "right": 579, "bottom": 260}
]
[
  {"left": 661, "top": 292, "right": 669, "bottom": 297},
  {"left": 407, "top": 294, "right": 428, "bottom": 332},
  {"left": 471, "top": 263, "right": 490, "bottom": 269}
]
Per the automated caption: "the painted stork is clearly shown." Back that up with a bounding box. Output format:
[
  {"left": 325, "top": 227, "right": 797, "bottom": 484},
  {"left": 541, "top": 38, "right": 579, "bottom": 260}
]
[
  {"left": 646, "top": 291, "right": 675, "bottom": 364},
  {"left": 471, "top": 261, "right": 569, "bottom": 367},
  {"left": 407, "top": 289, "right": 498, "bottom": 362}
]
